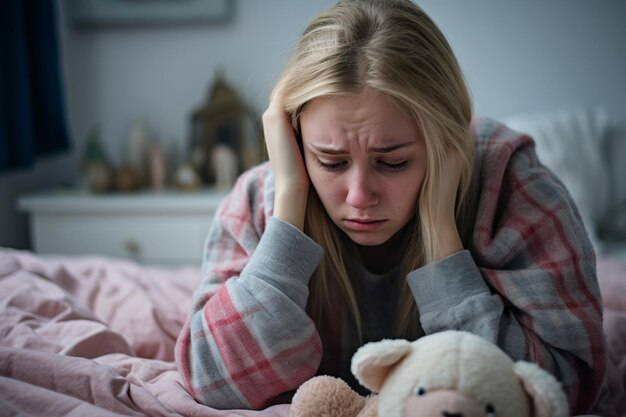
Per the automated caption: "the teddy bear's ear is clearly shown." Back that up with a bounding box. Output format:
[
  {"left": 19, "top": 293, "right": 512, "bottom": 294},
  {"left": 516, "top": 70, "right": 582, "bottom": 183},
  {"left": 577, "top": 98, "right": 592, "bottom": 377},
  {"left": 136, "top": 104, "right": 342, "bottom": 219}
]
[
  {"left": 291, "top": 376, "right": 367, "bottom": 417},
  {"left": 513, "top": 361, "right": 569, "bottom": 417},
  {"left": 350, "top": 339, "right": 412, "bottom": 392}
]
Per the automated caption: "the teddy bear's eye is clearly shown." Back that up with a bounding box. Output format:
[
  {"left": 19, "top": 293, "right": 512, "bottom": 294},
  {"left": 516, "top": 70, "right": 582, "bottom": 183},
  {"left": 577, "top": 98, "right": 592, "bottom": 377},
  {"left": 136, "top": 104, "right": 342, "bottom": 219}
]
[
  {"left": 413, "top": 386, "right": 426, "bottom": 396},
  {"left": 485, "top": 403, "right": 496, "bottom": 417}
]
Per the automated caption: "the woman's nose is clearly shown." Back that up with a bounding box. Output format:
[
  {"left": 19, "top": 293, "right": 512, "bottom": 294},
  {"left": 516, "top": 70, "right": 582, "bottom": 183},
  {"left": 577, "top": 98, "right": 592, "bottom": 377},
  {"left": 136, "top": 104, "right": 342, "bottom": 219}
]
[{"left": 345, "top": 171, "right": 379, "bottom": 208}]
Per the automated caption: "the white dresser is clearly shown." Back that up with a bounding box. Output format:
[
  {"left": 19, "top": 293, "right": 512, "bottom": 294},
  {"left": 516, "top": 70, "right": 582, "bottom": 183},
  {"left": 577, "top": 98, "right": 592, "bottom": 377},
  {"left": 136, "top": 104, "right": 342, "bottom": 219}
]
[{"left": 18, "top": 188, "right": 228, "bottom": 265}]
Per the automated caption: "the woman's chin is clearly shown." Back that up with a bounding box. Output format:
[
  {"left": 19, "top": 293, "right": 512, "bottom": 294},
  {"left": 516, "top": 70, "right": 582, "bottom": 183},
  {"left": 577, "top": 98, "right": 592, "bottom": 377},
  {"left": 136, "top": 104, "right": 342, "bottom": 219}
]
[{"left": 344, "top": 231, "right": 392, "bottom": 247}]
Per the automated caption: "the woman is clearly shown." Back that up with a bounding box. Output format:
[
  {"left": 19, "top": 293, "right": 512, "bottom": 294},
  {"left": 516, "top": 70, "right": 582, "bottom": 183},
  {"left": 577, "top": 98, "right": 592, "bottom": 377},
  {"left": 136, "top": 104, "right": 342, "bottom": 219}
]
[{"left": 175, "top": 0, "right": 606, "bottom": 414}]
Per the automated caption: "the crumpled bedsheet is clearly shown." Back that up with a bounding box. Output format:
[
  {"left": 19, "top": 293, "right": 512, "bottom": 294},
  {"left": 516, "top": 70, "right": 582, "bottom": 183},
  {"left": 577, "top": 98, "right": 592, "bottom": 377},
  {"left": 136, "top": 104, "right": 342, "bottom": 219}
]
[{"left": 0, "top": 248, "right": 289, "bottom": 417}]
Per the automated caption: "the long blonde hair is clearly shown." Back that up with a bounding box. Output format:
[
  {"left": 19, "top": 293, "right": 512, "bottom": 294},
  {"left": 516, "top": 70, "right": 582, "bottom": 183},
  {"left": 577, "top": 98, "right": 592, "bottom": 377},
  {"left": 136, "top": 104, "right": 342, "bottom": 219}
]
[{"left": 276, "top": 0, "right": 476, "bottom": 341}]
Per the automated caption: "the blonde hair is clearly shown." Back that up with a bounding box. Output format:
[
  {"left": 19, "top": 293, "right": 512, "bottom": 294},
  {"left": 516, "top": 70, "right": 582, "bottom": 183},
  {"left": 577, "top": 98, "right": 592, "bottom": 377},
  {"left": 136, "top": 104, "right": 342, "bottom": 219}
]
[{"left": 275, "top": 0, "right": 475, "bottom": 341}]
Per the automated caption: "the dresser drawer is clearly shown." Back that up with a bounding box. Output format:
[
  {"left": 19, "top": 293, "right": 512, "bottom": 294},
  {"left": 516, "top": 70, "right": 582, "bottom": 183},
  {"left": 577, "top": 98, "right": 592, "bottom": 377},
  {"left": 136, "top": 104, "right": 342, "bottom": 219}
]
[
  {"left": 31, "top": 213, "right": 212, "bottom": 265},
  {"left": 18, "top": 189, "right": 227, "bottom": 265}
]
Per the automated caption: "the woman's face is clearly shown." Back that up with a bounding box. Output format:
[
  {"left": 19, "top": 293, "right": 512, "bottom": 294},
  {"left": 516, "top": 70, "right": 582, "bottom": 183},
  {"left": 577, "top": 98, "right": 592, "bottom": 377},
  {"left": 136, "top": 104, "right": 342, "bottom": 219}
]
[{"left": 300, "top": 88, "right": 427, "bottom": 246}]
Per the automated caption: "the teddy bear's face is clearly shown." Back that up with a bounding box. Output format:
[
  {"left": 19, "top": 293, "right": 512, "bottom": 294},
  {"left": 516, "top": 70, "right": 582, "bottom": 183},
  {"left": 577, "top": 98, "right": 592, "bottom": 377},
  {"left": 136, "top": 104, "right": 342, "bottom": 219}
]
[
  {"left": 376, "top": 334, "right": 532, "bottom": 417},
  {"left": 350, "top": 331, "right": 568, "bottom": 417},
  {"left": 403, "top": 387, "right": 496, "bottom": 417}
]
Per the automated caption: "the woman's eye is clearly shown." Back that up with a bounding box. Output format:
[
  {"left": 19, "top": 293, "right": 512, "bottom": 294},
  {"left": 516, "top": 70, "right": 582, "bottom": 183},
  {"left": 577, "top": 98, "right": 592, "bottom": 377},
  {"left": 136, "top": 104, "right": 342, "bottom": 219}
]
[
  {"left": 413, "top": 386, "right": 426, "bottom": 396},
  {"left": 378, "top": 160, "right": 408, "bottom": 171},
  {"left": 317, "top": 160, "right": 347, "bottom": 171}
]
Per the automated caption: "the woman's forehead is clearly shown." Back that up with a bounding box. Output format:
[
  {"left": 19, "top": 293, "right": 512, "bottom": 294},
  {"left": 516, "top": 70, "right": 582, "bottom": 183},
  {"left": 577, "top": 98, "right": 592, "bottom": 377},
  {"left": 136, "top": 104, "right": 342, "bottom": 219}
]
[{"left": 300, "top": 89, "right": 421, "bottom": 146}]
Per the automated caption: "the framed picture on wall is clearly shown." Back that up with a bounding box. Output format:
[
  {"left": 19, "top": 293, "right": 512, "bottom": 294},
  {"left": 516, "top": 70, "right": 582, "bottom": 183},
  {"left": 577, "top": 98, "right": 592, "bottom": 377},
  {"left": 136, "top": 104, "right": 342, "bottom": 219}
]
[{"left": 67, "top": 0, "right": 234, "bottom": 29}]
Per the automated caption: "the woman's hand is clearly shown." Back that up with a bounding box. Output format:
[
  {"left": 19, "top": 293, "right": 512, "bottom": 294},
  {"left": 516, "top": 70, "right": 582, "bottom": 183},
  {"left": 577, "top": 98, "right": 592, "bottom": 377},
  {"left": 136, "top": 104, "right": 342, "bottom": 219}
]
[
  {"left": 428, "top": 150, "right": 464, "bottom": 261},
  {"left": 262, "top": 82, "right": 309, "bottom": 230}
]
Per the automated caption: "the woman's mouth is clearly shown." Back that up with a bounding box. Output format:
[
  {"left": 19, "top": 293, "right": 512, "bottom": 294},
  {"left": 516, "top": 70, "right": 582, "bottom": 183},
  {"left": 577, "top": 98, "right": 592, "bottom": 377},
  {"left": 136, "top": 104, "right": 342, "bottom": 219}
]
[{"left": 343, "top": 218, "right": 387, "bottom": 231}]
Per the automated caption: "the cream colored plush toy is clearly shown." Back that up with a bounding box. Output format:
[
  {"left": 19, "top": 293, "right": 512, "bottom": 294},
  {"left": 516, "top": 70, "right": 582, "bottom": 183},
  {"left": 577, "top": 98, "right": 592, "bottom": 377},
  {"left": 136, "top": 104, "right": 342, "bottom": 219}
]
[{"left": 290, "top": 330, "right": 569, "bottom": 417}]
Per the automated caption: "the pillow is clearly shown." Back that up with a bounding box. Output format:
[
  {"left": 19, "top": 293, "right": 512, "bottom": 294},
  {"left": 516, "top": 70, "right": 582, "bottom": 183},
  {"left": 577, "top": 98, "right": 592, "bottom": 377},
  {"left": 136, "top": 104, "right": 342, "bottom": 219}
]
[{"left": 503, "top": 108, "right": 610, "bottom": 250}]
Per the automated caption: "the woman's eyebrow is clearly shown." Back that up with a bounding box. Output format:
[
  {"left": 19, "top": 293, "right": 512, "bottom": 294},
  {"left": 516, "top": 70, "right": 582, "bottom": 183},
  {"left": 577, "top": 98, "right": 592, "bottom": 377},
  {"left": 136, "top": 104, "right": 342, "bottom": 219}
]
[
  {"left": 308, "top": 142, "right": 415, "bottom": 154},
  {"left": 368, "top": 142, "right": 415, "bottom": 153},
  {"left": 308, "top": 144, "right": 346, "bottom": 155}
]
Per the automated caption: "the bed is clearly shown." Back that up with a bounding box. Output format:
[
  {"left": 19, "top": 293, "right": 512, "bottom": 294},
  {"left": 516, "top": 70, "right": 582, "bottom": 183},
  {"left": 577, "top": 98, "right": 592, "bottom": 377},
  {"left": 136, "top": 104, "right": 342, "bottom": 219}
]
[
  {"left": 0, "top": 247, "right": 624, "bottom": 416},
  {"left": 1, "top": 108, "right": 625, "bottom": 416}
]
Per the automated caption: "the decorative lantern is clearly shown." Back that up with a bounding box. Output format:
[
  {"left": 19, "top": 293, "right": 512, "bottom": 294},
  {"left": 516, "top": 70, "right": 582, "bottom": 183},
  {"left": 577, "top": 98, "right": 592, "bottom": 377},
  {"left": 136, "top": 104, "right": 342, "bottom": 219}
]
[{"left": 189, "top": 72, "right": 264, "bottom": 188}]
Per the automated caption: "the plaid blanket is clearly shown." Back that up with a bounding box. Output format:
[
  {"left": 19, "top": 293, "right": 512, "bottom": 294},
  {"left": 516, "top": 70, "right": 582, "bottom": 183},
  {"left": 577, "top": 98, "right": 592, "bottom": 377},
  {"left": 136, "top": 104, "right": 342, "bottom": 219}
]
[{"left": 176, "top": 116, "right": 606, "bottom": 414}]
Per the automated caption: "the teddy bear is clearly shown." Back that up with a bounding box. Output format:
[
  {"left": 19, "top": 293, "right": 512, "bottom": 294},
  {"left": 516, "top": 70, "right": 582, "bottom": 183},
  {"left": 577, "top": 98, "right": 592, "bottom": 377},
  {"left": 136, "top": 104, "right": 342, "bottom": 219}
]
[{"left": 290, "top": 330, "right": 569, "bottom": 417}]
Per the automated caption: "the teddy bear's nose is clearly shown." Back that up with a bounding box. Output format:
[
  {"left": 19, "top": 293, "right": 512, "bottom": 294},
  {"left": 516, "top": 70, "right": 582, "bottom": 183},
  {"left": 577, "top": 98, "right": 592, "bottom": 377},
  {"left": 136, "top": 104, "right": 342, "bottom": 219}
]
[{"left": 442, "top": 412, "right": 463, "bottom": 417}]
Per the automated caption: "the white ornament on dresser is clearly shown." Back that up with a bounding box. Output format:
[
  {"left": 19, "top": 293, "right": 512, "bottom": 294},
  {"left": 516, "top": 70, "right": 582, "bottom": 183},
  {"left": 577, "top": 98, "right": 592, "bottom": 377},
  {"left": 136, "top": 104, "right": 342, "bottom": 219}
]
[{"left": 18, "top": 188, "right": 227, "bottom": 265}]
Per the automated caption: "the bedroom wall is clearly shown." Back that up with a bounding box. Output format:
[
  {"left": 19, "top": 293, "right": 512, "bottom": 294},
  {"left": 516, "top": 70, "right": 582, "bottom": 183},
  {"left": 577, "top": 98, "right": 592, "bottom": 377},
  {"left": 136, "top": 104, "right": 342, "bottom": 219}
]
[{"left": 1, "top": 0, "right": 625, "bottom": 249}]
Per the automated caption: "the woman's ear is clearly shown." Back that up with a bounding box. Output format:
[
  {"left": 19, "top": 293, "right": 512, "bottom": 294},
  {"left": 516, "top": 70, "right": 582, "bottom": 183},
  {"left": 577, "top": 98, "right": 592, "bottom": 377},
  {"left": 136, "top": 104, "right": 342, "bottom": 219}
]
[
  {"left": 350, "top": 339, "right": 412, "bottom": 392},
  {"left": 513, "top": 361, "right": 569, "bottom": 417}
]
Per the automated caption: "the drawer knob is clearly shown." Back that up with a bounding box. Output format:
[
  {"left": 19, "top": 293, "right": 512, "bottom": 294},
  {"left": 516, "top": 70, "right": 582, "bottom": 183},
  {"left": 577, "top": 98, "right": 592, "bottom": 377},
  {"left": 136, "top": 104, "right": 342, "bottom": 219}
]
[{"left": 124, "top": 239, "right": 141, "bottom": 258}]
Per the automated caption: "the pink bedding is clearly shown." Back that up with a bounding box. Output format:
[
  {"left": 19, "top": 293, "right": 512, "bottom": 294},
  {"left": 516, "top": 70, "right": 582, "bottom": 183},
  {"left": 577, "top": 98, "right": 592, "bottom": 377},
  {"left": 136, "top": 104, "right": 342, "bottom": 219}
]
[
  {"left": 0, "top": 248, "right": 624, "bottom": 416},
  {"left": 0, "top": 248, "right": 289, "bottom": 417},
  {"left": 593, "top": 258, "right": 626, "bottom": 417}
]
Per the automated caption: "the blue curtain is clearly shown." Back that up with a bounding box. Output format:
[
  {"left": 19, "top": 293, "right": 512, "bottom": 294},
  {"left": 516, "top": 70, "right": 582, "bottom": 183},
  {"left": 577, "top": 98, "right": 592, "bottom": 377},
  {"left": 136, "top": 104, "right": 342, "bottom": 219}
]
[{"left": 0, "top": 0, "right": 70, "bottom": 173}]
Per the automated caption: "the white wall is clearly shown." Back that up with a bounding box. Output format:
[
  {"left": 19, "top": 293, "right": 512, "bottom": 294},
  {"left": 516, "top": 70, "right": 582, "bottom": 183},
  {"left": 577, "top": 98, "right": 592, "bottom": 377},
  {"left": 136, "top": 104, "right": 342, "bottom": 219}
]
[
  {"left": 59, "top": 0, "right": 338, "bottom": 167},
  {"left": 1, "top": 0, "right": 625, "bottom": 249},
  {"left": 425, "top": 1, "right": 626, "bottom": 118}
]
